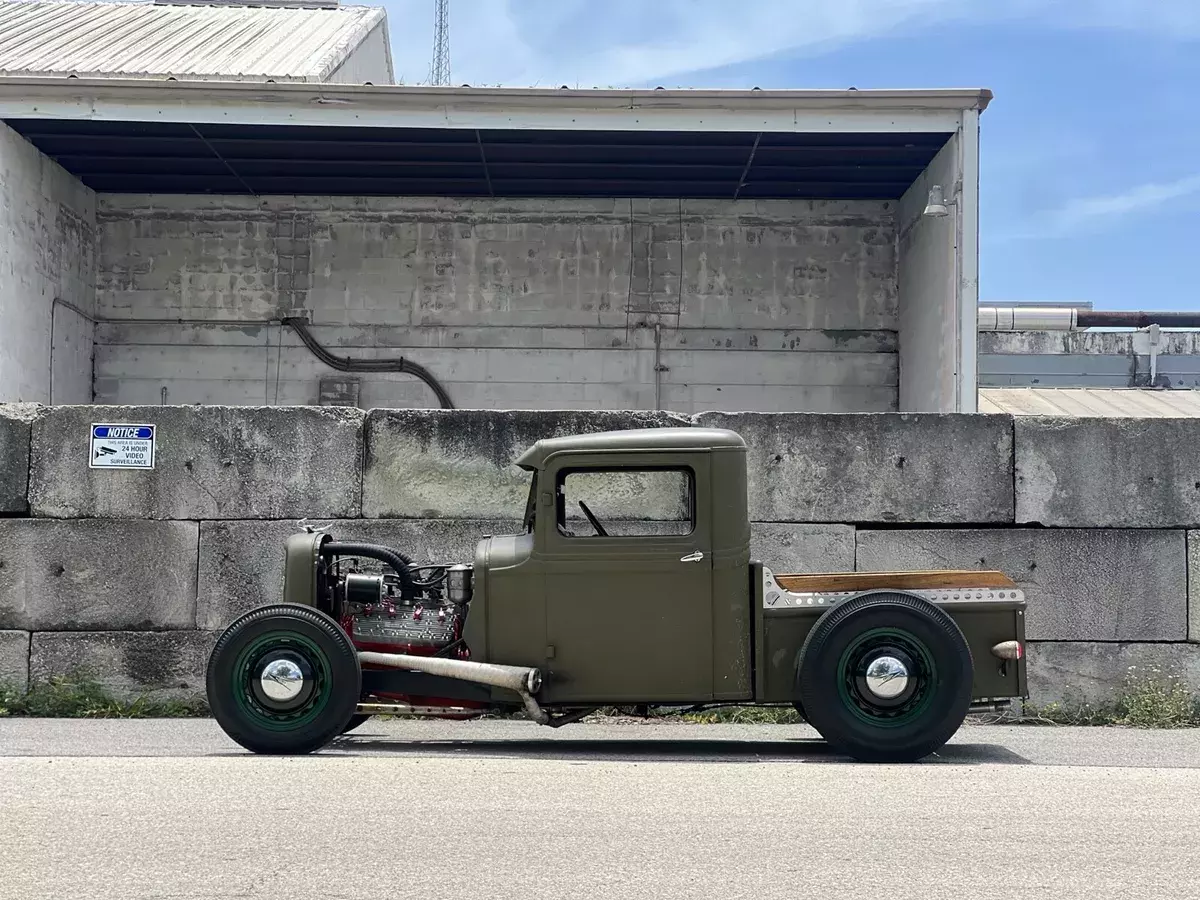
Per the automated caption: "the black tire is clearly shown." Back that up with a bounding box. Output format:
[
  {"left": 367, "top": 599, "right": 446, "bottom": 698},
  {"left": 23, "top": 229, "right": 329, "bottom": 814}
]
[
  {"left": 796, "top": 591, "right": 973, "bottom": 763},
  {"left": 342, "top": 714, "right": 372, "bottom": 734},
  {"left": 206, "top": 603, "right": 361, "bottom": 755}
]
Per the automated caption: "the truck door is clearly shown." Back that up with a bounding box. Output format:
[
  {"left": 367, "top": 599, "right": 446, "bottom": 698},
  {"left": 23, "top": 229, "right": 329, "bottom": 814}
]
[{"left": 539, "top": 453, "right": 714, "bottom": 704}]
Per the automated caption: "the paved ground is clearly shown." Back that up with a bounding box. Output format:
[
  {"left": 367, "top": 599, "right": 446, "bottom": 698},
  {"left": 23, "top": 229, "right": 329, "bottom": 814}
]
[{"left": 2, "top": 718, "right": 1198, "bottom": 899}]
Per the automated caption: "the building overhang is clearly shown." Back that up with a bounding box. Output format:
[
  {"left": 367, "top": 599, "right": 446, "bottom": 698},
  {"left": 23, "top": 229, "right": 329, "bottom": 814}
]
[{"left": 0, "top": 77, "right": 991, "bottom": 198}]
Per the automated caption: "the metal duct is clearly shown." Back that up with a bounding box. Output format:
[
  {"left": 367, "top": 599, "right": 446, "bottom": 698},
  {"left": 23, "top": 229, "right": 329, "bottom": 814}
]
[
  {"left": 977, "top": 307, "right": 1078, "bottom": 331},
  {"left": 1076, "top": 311, "right": 1200, "bottom": 329},
  {"left": 979, "top": 307, "right": 1200, "bottom": 331}
]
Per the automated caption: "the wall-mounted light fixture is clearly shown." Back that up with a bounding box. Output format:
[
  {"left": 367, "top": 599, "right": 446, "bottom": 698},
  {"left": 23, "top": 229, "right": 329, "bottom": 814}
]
[{"left": 923, "top": 184, "right": 952, "bottom": 217}]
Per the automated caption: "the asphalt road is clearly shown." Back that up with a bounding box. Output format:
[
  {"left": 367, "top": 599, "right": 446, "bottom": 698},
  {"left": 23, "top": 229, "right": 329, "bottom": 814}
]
[{"left": 2, "top": 718, "right": 1198, "bottom": 900}]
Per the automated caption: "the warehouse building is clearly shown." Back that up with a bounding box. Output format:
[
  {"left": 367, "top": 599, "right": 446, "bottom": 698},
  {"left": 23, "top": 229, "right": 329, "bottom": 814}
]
[{"left": 0, "top": 1, "right": 987, "bottom": 413}]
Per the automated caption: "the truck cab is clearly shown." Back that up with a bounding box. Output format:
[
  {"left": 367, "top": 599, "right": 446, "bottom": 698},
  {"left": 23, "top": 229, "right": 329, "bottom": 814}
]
[{"left": 463, "top": 427, "right": 754, "bottom": 704}]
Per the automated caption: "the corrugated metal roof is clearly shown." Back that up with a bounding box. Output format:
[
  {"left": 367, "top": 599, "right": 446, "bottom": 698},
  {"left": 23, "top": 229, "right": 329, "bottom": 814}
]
[
  {"left": 978, "top": 387, "right": 1200, "bottom": 417},
  {"left": 0, "top": 1, "right": 386, "bottom": 82}
]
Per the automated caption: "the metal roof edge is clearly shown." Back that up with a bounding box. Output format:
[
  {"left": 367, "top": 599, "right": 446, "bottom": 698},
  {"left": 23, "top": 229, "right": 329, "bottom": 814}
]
[
  {"left": 309, "top": 6, "right": 389, "bottom": 82},
  {"left": 0, "top": 75, "right": 992, "bottom": 110}
]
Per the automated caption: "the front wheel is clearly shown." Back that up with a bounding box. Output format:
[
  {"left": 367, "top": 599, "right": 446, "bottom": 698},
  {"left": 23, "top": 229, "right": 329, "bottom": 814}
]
[
  {"left": 206, "top": 604, "right": 362, "bottom": 754},
  {"left": 795, "top": 592, "right": 973, "bottom": 763}
]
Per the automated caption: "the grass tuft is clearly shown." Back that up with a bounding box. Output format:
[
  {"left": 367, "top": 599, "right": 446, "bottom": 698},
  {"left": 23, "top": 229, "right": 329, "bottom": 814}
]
[
  {"left": 0, "top": 671, "right": 208, "bottom": 719},
  {"left": 1011, "top": 665, "right": 1200, "bottom": 728}
]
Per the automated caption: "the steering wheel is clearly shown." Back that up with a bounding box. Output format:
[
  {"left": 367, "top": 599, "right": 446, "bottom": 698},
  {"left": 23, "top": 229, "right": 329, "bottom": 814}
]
[{"left": 578, "top": 500, "right": 609, "bottom": 537}]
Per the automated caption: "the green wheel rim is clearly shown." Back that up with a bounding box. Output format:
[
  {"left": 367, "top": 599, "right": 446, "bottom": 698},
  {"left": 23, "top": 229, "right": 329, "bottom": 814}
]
[
  {"left": 232, "top": 632, "right": 333, "bottom": 732},
  {"left": 836, "top": 627, "right": 938, "bottom": 729}
]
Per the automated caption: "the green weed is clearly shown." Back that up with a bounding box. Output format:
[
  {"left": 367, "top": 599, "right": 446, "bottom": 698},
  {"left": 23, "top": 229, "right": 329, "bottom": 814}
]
[
  {"left": 0, "top": 671, "right": 208, "bottom": 719},
  {"left": 1012, "top": 665, "right": 1200, "bottom": 728}
]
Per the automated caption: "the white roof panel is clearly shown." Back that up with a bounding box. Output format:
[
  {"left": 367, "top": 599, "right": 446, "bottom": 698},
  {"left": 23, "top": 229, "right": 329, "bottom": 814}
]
[
  {"left": 978, "top": 387, "right": 1200, "bottom": 417},
  {"left": 0, "top": 1, "right": 386, "bottom": 82}
]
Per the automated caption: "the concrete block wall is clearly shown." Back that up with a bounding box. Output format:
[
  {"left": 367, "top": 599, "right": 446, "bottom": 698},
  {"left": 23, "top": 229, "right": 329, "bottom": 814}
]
[
  {"left": 91, "top": 195, "right": 899, "bottom": 413},
  {"left": 0, "top": 122, "right": 97, "bottom": 405},
  {"left": 1, "top": 402, "right": 1197, "bottom": 712}
]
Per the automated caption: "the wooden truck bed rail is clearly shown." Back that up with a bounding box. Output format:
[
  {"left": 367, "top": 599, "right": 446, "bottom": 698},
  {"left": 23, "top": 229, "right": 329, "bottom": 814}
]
[{"left": 773, "top": 570, "right": 1016, "bottom": 594}]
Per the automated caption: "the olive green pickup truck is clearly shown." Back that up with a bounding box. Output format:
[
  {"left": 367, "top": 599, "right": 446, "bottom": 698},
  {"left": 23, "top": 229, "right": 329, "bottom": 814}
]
[{"left": 206, "top": 426, "right": 1027, "bottom": 762}]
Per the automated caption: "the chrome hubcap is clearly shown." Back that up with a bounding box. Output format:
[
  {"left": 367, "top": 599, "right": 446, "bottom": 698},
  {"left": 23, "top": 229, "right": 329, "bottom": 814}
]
[
  {"left": 259, "top": 658, "right": 305, "bottom": 702},
  {"left": 864, "top": 655, "right": 909, "bottom": 700}
]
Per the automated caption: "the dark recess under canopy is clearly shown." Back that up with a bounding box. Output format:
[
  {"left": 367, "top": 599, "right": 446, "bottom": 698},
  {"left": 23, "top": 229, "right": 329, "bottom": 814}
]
[{"left": 4, "top": 118, "right": 952, "bottom": 199}]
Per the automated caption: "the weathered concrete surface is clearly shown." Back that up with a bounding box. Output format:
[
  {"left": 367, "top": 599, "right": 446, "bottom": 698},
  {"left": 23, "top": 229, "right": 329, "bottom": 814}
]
[
  {"left": 1190, "top": 532, "right": 1200, "bottom": 643},
  {"left": 29, "top": 405, "right": 364, "bottom": 519},
  {"left": 856, "top": 528, "right": 1187, "bottom": 641},
  {"left": 1017, "top": 417, "right": 1200, "bottom": 527},
  {"left": 0, "top": 403, "right": 37, "bottom": 513},
  {"left": 29, "top": 631, "right": 216, "bottom": 701},
  {"left": 0, "top": 520, "right": 198, "bottom": 631},
  {"left": 1027, "top": 641, "right": 1200, "bottom": 707},
  {"left": 363, "top": 409, "right": 690, "bottom": 519},
  {"left": 750, "top": 523, "right": 855, "bottom": 574},
  {"left": 92, "top": 195, "right": 900, "bottom": 414},
  {"left": 0, "top": 630, "right": 30, "bottom": 692},
  {"left": 197, "top": 518, "right": 519, "bottom": 629},
  {"left": 0, "top": 122, "right": 96, "bottom": 405},
  {"left": 695, "top": 412, "right": 1014, "bottom": 523}
]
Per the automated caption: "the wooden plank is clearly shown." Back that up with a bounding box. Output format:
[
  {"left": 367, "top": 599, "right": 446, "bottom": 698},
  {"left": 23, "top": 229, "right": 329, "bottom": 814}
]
[{"left": 774, "top": 570, "right": 1016, "bottom": 593}]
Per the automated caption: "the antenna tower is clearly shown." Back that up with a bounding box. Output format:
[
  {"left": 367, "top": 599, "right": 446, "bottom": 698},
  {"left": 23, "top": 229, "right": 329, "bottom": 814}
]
[{"left": 430, "top": 0, "right": 450, "bottom": 85}]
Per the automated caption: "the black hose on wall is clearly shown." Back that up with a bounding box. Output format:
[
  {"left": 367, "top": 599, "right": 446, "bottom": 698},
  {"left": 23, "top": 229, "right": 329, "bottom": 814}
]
[{"left": 282, "top": 317, "right": 455, "bottom": 409}]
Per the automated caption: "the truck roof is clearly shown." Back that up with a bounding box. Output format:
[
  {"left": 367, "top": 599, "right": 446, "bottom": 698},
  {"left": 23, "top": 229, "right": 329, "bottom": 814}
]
[{"left": 515, "top": 427, "right": 746, "bottom": 470}]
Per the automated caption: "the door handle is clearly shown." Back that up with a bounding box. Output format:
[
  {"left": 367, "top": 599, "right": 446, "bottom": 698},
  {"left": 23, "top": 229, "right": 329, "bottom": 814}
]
[{"left": 680, "top": 551, "right": 704, "bottom": 563}]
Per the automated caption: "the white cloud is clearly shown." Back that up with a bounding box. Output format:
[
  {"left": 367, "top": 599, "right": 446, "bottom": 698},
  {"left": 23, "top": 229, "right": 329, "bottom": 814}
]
[
  {"left": 990, "top": 173, "right": 1200, "bottom": 242},
  {"left": 1048, "top": 174, "right": 1200, "bottom": 228},
  {"left": 380, "top": 0, "right": 1200, "bottom": 88}
]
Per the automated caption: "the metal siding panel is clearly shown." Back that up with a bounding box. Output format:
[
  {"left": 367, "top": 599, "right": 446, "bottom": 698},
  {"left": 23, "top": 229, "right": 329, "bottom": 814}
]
[{"left": 0, "top": 2, "right": 383, "bottom": 81}]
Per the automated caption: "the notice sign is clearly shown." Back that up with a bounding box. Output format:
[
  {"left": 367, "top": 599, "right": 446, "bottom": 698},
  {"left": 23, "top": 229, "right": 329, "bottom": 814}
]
[{"left": 90, "top": 424, "right": 156, "bottom": 469}]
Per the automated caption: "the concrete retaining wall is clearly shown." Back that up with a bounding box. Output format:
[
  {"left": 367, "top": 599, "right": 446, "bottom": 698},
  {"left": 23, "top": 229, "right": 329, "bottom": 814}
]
[{"left": 1, "top": 402, "right": 1196, "bottom": 710}]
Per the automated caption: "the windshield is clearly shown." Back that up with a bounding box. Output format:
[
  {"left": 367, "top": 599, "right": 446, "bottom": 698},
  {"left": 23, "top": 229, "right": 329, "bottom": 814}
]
[{"left": 521, "top": 471, "right": 538, "bottom": 533}]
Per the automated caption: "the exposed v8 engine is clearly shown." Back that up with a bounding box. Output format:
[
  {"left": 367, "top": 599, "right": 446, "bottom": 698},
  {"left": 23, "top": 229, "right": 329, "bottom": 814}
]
[{"left": 315, "top": 540, "right": 479, "bottom": 712}]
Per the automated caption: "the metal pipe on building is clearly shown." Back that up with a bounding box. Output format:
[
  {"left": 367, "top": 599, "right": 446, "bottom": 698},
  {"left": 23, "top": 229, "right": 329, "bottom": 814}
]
[
  {"left": 1076, "top": 310, "right": 1200, "bottom": 329},
  {"left": 978, "top": 307, "right": 1200, "bottom": 331},
  {"left": 977, "top": 306, "right": 1077, "bottom": 331}
]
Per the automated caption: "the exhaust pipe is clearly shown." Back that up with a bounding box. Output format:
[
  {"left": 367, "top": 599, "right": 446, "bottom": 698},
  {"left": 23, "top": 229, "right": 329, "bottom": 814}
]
[{"left": 356, "top": 650, "right": 550, "bottom": 724}]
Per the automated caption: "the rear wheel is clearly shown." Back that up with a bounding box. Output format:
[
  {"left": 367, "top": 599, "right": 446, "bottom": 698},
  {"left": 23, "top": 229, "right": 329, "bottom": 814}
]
[
  {"left": 206, "top": 604, "right": 361, "bottom": 754},
  {"left": 796, "top": 592, "right": 973, "bottom": 763}
]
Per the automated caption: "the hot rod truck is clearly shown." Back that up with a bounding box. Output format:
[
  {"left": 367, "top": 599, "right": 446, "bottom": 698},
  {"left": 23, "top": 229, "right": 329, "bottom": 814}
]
[{"left": 206, "top": 426, "right": 1027, "bottom": 762}]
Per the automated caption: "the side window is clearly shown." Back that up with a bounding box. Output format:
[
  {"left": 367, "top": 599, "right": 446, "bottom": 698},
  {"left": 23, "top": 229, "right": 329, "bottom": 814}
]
[{"left": 557, "top": 468, "right": 694, "bottom": 538}]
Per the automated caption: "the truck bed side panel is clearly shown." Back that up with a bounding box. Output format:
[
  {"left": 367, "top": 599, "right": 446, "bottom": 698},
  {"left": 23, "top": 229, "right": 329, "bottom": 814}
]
[{"left": 759, "top": 584, "right": 1028, "bottom": 704}]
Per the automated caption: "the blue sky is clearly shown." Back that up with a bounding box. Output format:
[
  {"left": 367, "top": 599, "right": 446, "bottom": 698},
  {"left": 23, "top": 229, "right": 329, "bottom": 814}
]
[{"left": 380, "top": 0, "right": 1200, "bottom": 311}]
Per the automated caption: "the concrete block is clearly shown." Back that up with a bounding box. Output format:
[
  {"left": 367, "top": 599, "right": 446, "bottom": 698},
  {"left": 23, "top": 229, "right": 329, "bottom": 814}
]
[
  {"left": 197, "top": 518, "right": 519, "bottom": 629},
  {"left": 363, "top": 409, "right": 690, "bottom": 519},
  {"left": 1026, "top": 641, "right": 1200, "bottom": 708},
  {"left": 29, "top": 405, "right": 364, "bottom": 519},
  {"left": 0, "top": 630, "right": 30, "bottom": 693},
  {"left": 0, "top": 403, "right": 37, "bottom": 512},
  {"left": 0, "top": 519, "right": 198, "bottom": 631},
  {"left": 29, "top": 631, "right": 217, "bottom": 701},
  {"left": 1017, "top": 417, "right": 1200, "bottom": 527},
  {"left": 1189, "top": 531, "right": 1200, "bottom": 643},
  {"left": 856, "top": 528, "right": 1186, "bottom": 641},
  {"left": 750, "top": 523, "right": 855, "bottom": 574},
  {"left": 695, "top": 412, "right": 1014, "bottom": 524}
]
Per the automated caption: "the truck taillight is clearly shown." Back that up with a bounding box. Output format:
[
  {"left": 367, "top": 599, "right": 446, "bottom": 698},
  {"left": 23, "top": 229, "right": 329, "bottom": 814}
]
[{"left": 990, "top": 640, "right": 1022, "bottom": 661}]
